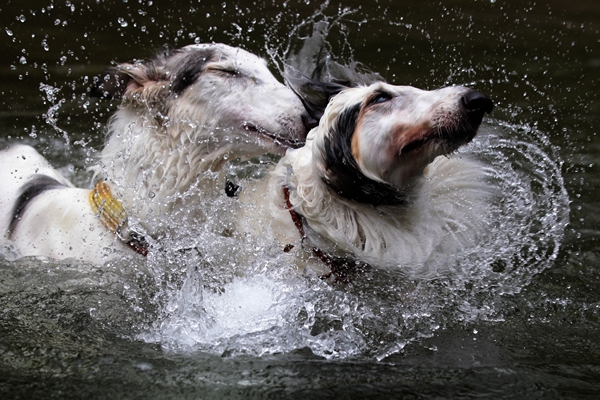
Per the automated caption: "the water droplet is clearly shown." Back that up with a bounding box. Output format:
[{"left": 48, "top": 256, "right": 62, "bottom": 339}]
[
  {"left": 118, "top": 17, "right": 128, "bottom": 28},
  {"left": 19, "top": 56, "right": 26, "bottom": 64},
  {"left": 148, "top": 192, "right": 156, "bottom": 199},
  {"left": 6, "top": 29, "right": 13, "bottom": 37},
  {"left": 17, "top": 15, "right": 26, "bottom": 23}
]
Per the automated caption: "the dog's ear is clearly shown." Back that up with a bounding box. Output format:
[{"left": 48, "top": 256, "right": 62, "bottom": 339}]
[
  {"left": 283, "top": 21, "right": 384, "bottom": 123},
  {"left": 90, "top": 62, "right": 168, "bottom": 101},
  {"left": 284, "top": 64, "right": 348, "bottom": 122}
]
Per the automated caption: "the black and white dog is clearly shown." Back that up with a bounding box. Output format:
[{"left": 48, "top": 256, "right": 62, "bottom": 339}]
[
  {"left": 0, "top": 44, "right": 313, "bottom": 262},
  {"left": 236, "top": 80, "right": 494, "bottom": 280}
]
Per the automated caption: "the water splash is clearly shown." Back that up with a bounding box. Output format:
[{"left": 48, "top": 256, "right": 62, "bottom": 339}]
[
  {"left": 131, "top": 119, "right": 569, "bottom": 360},
  {"left": 39, "top": 83, "right": 70, "bottom": 145}
]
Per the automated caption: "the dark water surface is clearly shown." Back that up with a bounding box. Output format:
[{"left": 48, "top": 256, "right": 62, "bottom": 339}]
[{"left": 1, "top": 0, "right": 599, "bottom": 398}]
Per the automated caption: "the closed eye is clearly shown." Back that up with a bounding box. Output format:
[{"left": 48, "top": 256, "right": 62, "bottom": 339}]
[
  {"left": 209, "top": 67, "right": 239, "bottom": 77},
  {"left": 367, "top": 92, "right": 393, "bottom": 106}
]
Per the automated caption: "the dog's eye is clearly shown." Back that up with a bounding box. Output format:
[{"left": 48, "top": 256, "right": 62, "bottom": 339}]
[
  {"left": 368, "top": 92, "right": 393, "bottom": 106},
  {"left": 212, "top": 68, "right": 239, "bottom": 77}
]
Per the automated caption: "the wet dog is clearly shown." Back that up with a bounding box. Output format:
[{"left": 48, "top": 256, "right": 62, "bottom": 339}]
[
  {"left": 237, "top": 81, "right": 494, "bottom": 280},
  {"left": 0, "top": 44, "right": 313, "bottom": 262}
]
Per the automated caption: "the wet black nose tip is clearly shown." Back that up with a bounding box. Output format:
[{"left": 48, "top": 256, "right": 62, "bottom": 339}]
[
  {"left": 462, "top": 90, "right": 494, "bottom": 114},
  {"left": 301, "top": 113, "right": 319, "bottom": 132}
]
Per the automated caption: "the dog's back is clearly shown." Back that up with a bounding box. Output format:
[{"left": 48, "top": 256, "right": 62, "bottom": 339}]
[{"left": 0, "top": 145, "right": 124, "bottom": 262}]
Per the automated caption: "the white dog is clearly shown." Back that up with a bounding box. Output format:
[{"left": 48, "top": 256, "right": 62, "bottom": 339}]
[
  {"left": 237, "top": 81, "right": 494, "bottom": 280},
  {"left": 0, "top": 44, "right": 312, "bottom": 262}
]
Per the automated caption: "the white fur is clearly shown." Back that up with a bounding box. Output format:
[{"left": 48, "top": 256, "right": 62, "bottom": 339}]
[
  {"left": 0, "top": 44, "right": 309, "bottom": 262},
  {"left": 237, "top": 82, "right": 495, "bottom": 279},
  {"left": 0, "top": 144, "right": 124, "bottom": 262},
  {"left": 96, "top": 44, "right": 309, "bottom": 235}
]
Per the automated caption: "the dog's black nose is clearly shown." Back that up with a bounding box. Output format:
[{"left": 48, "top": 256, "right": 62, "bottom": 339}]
[
  {"left": 462, "top": 90, "right": 494, "bottom": 114},
  {"left": 462, "top": 90, "right": 494, "bottom": 127},
  {"left": 301, "top": 113, "right": 319, "bottom": 132}
]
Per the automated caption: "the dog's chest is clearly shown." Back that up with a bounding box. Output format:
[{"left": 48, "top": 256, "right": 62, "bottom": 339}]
[{"left": 236, "top": 178, "right": 301, "bottom": 247}]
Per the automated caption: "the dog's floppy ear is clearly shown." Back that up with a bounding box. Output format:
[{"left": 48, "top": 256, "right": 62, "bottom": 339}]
[
  {"left": 284, "top": 21, "right": 384, "bottom": 123},
  {"left": 284, "top": 64, "right": 348, "bottom": 123},
  {"left": 90, "top": 62, "right": 168, "bottom": 101}
]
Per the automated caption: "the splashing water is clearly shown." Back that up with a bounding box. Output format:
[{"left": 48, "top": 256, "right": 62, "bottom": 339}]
[
  {"left": 125, "top": 120, "right": 569, "bottom": 360},
  {"left": 39, "top": 83, "right": 70, "bottom": 146},
  {"left": 1, "top": 9, "right": 570, "bottom": 362}
]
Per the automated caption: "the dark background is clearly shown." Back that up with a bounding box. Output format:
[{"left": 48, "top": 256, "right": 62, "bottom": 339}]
[{"left": 1, "top": 0, "right": 599, "bottom": 397}]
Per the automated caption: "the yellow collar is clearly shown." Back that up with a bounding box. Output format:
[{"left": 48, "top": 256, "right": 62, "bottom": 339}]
[{"left": 89, "top": 180, "right": 149, "bottom": 256}]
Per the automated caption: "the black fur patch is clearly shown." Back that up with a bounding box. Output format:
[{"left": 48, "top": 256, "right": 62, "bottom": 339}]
[
  {"left": 90, "top": 48, "right": 217, "bottom": 99},
  {"left": 8, "top": 175, "right": 66, "bottom": 238},
  {"left": 285, "top": 64, "right": 348, "bottom": 123},
  {"left": 171, "top": 49, "right": 217, "bottom": 95},
  {"left": 321, "top": 103, "right": 409, "bottom": 206}
]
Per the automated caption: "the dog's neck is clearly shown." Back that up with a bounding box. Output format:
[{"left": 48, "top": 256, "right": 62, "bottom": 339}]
[
  {"left": 272, "top": 142, "right": 492, "bottom": 276},
  {"left": 273, "top": 142, "right": 413, "bottom": 264},
  {"left": 95, "top": 109, "right": 239, "bottom": 236}
]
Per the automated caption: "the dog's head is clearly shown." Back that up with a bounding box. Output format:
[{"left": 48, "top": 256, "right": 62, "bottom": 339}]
[
  {"left": 91, "top": 44, "right": 313, "bottom": 153},
  {"left": 308, "top": 82, "right": 493, "bottom": 205}
]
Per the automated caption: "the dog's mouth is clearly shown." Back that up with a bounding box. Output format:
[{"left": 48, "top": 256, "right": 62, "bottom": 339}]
[
  {"left": 400, "top": 127, "right": 477, "bottom": 157},
  {"left": 243, "top": 122, "right": 304, "bottom": 149},
  {"left": 400, "top": 93, "right": 494, "bottom": 157}
]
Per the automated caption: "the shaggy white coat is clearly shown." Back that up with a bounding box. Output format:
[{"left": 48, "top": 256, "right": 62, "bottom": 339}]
[{"left": 238, "top": 82, "right": 495, "bottom": 279}]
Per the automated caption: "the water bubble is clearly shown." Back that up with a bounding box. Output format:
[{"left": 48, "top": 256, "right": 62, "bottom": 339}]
[
  {"left": 41, "top": 39, "right": 49, "bottom": 51},
  {"left": 16, "top": 15, "right": 26, "bottom": 23},
  {"left": 6, "top": 29, "right": 13, "bottom": 37},
  {"left": 118, "top": 17, "right": 128, "bottom": 28},
  {"left": 19, "top": 56, "right": 27, "bottom": 65}
]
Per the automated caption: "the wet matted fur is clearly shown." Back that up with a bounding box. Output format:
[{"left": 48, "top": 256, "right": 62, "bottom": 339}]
[
  {"left": 0, "top": 44, "right": 312, "bottom": 262},
  {"left": 237, "top": 81, "right": 495, "bottom": 280}
]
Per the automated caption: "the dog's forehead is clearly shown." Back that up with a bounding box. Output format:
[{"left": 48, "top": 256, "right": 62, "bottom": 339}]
[
  {"left": 333, "top": 83, "right": 391, "bottom": 106},
  {"left": 183, "top": 43, "right": 268, "bottom": 70}
]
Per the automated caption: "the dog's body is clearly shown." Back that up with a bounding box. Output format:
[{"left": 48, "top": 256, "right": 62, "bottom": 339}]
[
  {"left": 1, "top": 44, "right": 311, "bottom": 262},
  {"left": 237, "top": 82, "right": 494, "bottom": 279},
  {"left": 0, "top": 145, "right": 126, "bottom": 261}
]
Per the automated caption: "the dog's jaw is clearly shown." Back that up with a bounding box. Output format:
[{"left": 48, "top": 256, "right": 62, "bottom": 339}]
[{"left": 242, "top": 120, "right": 305, "bottom": 153}]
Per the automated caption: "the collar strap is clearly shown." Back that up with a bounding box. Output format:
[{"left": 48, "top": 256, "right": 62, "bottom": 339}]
[
  {"left": 89, "top": 180, "right": 149, "bottom": 257},
  {"left": 283, "top": 186, "right": 368, "bottom": 283}
]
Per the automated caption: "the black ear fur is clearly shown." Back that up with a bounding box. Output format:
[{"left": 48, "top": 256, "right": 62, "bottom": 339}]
[
  {"left": 283, "top": 21, "right": 384, "bottom": 123},
  {"left": 321, "top": 103, "right": 410, "bottom": 206},
  {"left": 284, "top": 63, "right": 348, "bottom": 122},
  {"left": 90, "top": 47, "right": 216, "bottom": 100}
]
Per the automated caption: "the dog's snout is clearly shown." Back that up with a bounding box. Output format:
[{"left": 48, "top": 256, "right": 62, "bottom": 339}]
[
  {"left": 301, "top": 113, "right": 319, "bottom": 132},
  {"left": 462, "top": 91, "right": 494, "bottom": 114}
]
